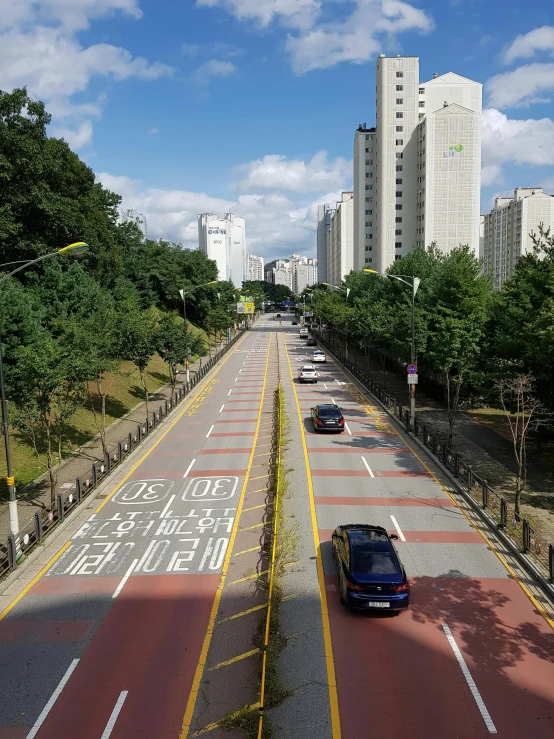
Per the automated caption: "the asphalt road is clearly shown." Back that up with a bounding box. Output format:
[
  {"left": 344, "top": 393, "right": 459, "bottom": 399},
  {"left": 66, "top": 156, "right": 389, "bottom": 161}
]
[
  {"left": 279, "top": 320, "right": 554, "bottom": 739},
  {"left": 0, "top": 322, "right": 276, "bottom": 739}
]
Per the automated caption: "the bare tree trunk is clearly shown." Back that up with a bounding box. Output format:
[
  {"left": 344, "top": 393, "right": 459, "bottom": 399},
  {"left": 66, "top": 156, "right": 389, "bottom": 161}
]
[
  {"left": 446, "top": 373, "right": 462, "bottom": 447},
  {"left": 139, "top": 367, "right": 149, "bottom": 419},
  {"left": 46, "top": 423, "right": 56, "bottom": 506}
]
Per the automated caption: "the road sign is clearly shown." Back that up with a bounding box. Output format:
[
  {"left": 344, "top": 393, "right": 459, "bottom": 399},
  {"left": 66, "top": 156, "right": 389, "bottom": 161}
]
[
  {"left": 407, "top": 374, "right": 418, "bottom": 385},
  {"left": 407, "top": 364, "right": 418, "bottom": 374}
]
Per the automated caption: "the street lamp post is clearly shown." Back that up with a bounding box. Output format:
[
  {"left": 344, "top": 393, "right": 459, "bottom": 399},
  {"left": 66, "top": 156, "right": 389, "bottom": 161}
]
[
  {"left": 322, "top": 282, "right": 351, "bottom": 359},
  {"left": 179, "top": 281, "right": 218, "bottom": 384},
  {"left": 0, "top": 242, "right": 89, "bottom": 539},
  {"left": 363, "top": 269, "right": 420, "bottom": 421}
]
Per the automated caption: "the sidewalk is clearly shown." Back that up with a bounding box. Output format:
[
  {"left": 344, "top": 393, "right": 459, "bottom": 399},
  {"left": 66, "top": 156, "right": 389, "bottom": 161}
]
[
  {"left": 323, "top": 330, "right": 554, "bottom": 547},
  {"left": 0, "top": 331, "right": 237, "bottom": 541}
]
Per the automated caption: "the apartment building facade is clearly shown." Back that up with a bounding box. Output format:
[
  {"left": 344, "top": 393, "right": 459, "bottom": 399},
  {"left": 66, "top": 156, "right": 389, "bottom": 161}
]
[
  {"left": 247, "top": 254, "right": 264, "bottom": 282},
  {"left": 327, "top": 191, "right": 354, "bottom": 286},
  {"left": 353, "top": 126, "right": 376, "bottom": 270},
  {"left": 482, "top": 188, "right": 554, "bottom": 289},
  {"left": 265, "top": 254, "right": 318, "bottom": 293},
  {"left": 198, "top": 212, "right": 246, "bottom": 288},
  {"left": 317, "top": 203, "right": 335, "bottom": 282}
]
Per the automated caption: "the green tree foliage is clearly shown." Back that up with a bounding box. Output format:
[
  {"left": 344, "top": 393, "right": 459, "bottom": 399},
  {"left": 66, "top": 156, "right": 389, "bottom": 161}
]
[
  {"left": 156, "top": 313, "right": 188, "bottom": 387},
  {"left": 117, "top": 306, "right": 159, "bottom": 419}
]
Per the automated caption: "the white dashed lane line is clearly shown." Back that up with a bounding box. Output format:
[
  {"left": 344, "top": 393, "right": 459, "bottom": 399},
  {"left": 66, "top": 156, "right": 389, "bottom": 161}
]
[
  {"left": 361, "top": 456, "right": 375, "bottom": 477},
  {"left": 206, "top": 424, "right": 214, "bottom": 438},
  {"left": 389, "top": 515, "right": 406, "bottom": 541},
  {"left": 183, "top": 458, "right": 196, "bottom": 478}
]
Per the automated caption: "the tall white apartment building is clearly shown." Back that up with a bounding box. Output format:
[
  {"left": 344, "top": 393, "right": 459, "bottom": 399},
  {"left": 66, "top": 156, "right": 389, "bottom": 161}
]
[
  {"left": 198, "top": 212, "right": 246, "bottom": 288},
  {"left": 317, "top": 204, "right": 334, "bottom": 282},
  {"left": 265, "top": 254, "right": 318, "bottom": 293},
  {"left": 327, "top": 192, "right": 354, "bottom": 286},
  {"left": 247, "top": 254, "right": 264, "bottom": 282},
  {"left": 265, "top": 259, "right": 293, "bottom": 290},
  {"left": 482, "top": 188, "right": 554, "bottom": 289},
  {"left": 353, "top": 125, "right": 376, "bottom": 269},
  {"left": 352, "top": 56, "right": 482, "bottom": 273}
]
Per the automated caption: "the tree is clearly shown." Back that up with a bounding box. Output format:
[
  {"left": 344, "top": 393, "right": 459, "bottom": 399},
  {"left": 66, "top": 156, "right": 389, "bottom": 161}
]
[
  {"left": 117, "top": 307, "right": 159, "bottom": 419},
  {"left": 156, "top": 313, "right": 188, "bottom": 387},
  {"left": 9, "top": 337, "right": 85, "bottom": 503},
  {"left": 495, "top": 374, "right": 545, "bottom": 515},
  {"left": 423, "top": 246, "right": 491, "bottom": 444},
  {"left": 204, "top": 307, "right": 231, "bottom": 346}
]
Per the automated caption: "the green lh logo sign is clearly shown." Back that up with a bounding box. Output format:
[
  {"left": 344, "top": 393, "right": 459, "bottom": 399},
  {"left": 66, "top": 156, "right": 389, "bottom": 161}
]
[{"left": 445, "top": 144, "right": 464, "bottom": 157}]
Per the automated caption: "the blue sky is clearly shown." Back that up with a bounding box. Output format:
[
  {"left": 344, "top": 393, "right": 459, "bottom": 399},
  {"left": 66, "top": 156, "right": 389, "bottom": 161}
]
[{"left": 1, "top": 0, "right": 553, "bottom": 261}]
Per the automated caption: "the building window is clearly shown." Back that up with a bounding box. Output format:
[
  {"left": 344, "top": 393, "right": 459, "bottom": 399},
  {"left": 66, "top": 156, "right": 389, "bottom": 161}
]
[
  {"left": 365, "top": 147, "right": 373, "bottom": 153},
  {"left": 396, "top": 112, "right": 403, "bottom": 118},
  {"left": 365, "top": 246, "right": 372, "bottom": 251},
  {"left": 419, "top": 101, "right": 425, "bottom": 108},
  {"left": 396, "top": 165, "right": 403, "bottom": 171},
  {"left": 366, "top": 172, "right": 370, "bottom": 178},
  {"left": 395, "top": 242, "right": 402, "bottom": 249},
  {"left": 365, "top": 221, "right": 372, "bottom": 227},
  {"left": 396, "top": 85, "right": 403, "bottom": 91},
  {"left": 395, "top": 217, "right": 402, "bottom": 223},
  {"left": 395, "top": 255, "right": 402, "bottom": 261},
  {"left": 365, "top": 185, "right": 370, "bottom": 191},
  {"left": 419, "top": 87, "right": 424, "bottom": 94},
  {"left": 365, "top": 197, "right": 371, "bottom": 202},
  {"left": 396, "top": 204, "right": 402, "bottom": 210},
  {"left": 396, "top": 179, "right": 402, "bottom": 185},
  {"left": 396, "top": 71, "right": 403, "bottom": 78},
  {"left": 396, "top": 191, "right": 402, "bottom": 198},
  {"left": 395, "top": 139, "right": 403, "bottom": 146},
  {"left": 396, "top": 98, "right": 403, "bottom": 104},
  {"left": 395, "top": 230, "right": 402, "bottom": 236},
  {"left": 365, "top": 134, "right": 370, "bottom": 140},
  {"left": 366, "top": 234, "right": 373, "bottom": 239},
  {"left": 396, "top": 126, "right": 403, "bottom": 132},
  {"left": 397, "top": 153, "right": 403, "bottom": 159},
  {"left": 365, "top": 209, "right": 372, "bottom": 215}
]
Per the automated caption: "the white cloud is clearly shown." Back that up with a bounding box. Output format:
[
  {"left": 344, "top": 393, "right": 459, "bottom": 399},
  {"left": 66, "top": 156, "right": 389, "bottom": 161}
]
[
  {"left": 196, "top": 0, "right": 320, "bottom": 31},
  {"left": 196, "top": 0, "right": 433, "bottom": 73},
  {"left": 190, "top": 59, "right": 237, "bottom": 85},
  {"left": 0, "top": 2, "right": 172, "bottom": 149},
  {"left": 148, "top": 127, "right": 160, "bottom": 134},
  {"left": 236, "top": 151, "right": 351, "bottom": 192},
  {"left": 486, "top": 63, "right": 554, "bottom": 108},
  {"left": 481, "top": 108, "right": 554, "bottom": 187},
  {"left": 503, "top": 26, "right": 554, "bottom": 64},
  {"left": 95, "top": 157, "right": 347, "bottom": 258}
]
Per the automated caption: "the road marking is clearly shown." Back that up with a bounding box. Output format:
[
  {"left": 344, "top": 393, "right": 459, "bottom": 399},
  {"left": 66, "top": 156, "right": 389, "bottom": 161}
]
[
  {"left": 160, "top": 495, "right": 175, "bottom": 518},
  {"left": 283, "top": 335, "right": 342, "bottom": 739},
  {"left": 233, "top": 545, "right": 260, "bottom": 556},
  {"left": 180, "top": 332, "right": 272, "bottom": 738},
  {"left": 208, "top": 649, "right": 259, "bottom": 671},
  {"left": 441, "top": 624, "right": 497, "bottom": 733},
  {"left": 206, "top": 424, "right": 214, "bottom": 438},
  {"left": 217, "top": 603, "right": 267, "bottom": 624},
  {"left": 228, "top": 569, "right": 269, "bottom": 586},
  {"left": 361, "top": 456, "right": 375, "bottom": 477},
  {"left": 112, "top": 559, "right": 139, "bottom": 599},
  {"left": 101, "top": 690, "right": 129, "bottom": 738},
  {"left": 344, "top": 422, "right": 352, "bottom": 435},
  {"left": 27, "top": 659, "right": 80, "bottom": 738},
  {"left": 234, "top": 377, "right": 237, "bottom": 382},
  {"left": 323, "top": 383, "right": 328, "bottom": 390},
  {"left": 219, "top": 404, "right": 225, "bottom": 413},
  {"left": 228, "top": 389, "right": 232, "bottom": 396},
  {"left": 183, "top": 458, "right": 196, "bottom": 478},
  {"left": 330, "top": 396, "right": 337, "bottom": 405},
  {"left": 390, "top": 515, "right": 406, "bottom": 542},
  {"left": 242, "top": 503, "right": 266, "bottom": 512}
]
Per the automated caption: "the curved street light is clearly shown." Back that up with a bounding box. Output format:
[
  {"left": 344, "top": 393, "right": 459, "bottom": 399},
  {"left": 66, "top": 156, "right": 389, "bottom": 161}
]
[
  {"left": 178, "top": 281, "right": 218, "bottom": 383},
  {"left": 0, "top": 242, "right": 90, "bottom": 540},
  {"left": 363, "top": 268, "right": 421, "bottom": 420}
]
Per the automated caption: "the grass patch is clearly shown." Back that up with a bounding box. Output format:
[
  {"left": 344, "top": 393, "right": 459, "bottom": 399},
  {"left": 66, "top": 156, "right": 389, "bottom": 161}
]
[{"left": 220, "top": 704, "right": 267, "bottom": 738}]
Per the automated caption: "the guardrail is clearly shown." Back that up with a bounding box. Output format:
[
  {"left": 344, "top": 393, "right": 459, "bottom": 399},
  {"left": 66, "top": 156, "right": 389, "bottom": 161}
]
[
  {"left": 312, "top": 328, "right": 554, "bottom": 585},
  {"left": 0, "top": 327, "right": 249, "bottom": 581}
]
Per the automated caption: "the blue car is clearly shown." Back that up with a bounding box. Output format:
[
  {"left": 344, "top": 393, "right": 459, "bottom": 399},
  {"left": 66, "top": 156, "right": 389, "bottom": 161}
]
[{"left": 331, "top": 524, "right": 410, "bottom": 612}]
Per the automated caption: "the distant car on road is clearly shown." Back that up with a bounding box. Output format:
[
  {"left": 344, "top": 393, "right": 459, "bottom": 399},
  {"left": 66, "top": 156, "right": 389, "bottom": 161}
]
[
  {"left": 299, "top": 327, "right": 309, "bottom": 338},
  {"left": 332, "top": 524, "right": 409, "bottom": 611},
  {"left": 312, "top": 350, "right": 326, "bottom": 363},
  {"left": 311, "top": 404, "right": 344, "bottom": 432},
  {"left": 291, "top": 320, "right": 298, "bottom": 325},
  {"left": 275, "top": 313, "right": 281, "bottom": 319},
  {"left": 306, "top": 337, "right": 317, "bottom": 346},
  {"left": 298, "top": 365, "right": 318, "bottom": 383}
]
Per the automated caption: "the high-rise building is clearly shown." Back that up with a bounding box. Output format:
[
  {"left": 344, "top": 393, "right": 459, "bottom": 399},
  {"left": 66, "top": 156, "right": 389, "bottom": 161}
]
[
  {"left": 482, "top": 188, "right": 554, "bottom": 289},
  {"left": 352, "top": 56, "right": 482, "bottom": 273},
  {"left": 327, "top": 192, "right": 354, "bottom": 286},
  {"left": 198, "top": 212, "right": 246, "bottom": 288},
  {"left": 353, "top": 126, "right": 376, "bottom": 270},
  {"left": 265, "top": 254, "right": 318, "bottom": 293},
  {"left": 317, "top": 204, "right": 334, "bottom": 282},
  {"left": 247, "top": 254, "right": 265, "bottom": 282}
]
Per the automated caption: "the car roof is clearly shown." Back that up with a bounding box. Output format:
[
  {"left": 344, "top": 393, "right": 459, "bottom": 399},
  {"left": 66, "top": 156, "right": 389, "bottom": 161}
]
[{"left": 318, "top": 403, "right": 340, "bottom": 410}]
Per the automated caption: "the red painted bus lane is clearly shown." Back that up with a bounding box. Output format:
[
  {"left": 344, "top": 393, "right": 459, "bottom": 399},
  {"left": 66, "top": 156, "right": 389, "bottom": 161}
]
[{"left": 36, "top": 574, "right": 219, "bottom": 738}]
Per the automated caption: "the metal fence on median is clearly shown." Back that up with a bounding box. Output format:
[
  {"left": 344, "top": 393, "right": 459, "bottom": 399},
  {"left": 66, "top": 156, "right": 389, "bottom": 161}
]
[
  {"left": 312, "top": 328, "right": 554, "bottom": 584},
  {"left": 0, "top": 327, "right": 248, "bottom": 581}
]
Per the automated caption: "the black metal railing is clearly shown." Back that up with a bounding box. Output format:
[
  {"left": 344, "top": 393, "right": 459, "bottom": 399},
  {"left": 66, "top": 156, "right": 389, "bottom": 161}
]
[{"left": 0, "top": 327, "right": 248, "bottom": 580}]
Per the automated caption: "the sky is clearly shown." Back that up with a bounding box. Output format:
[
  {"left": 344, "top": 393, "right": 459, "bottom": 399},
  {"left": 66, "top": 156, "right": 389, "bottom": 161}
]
[{"left": 1, "top": 0, "right": 554, "bottom": 262}]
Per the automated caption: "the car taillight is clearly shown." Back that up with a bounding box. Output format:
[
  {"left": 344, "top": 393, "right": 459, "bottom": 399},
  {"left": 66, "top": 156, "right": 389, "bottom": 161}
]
[
  {"left": 346, "top": 581, "right": 365, "bottom": 591},
  {"left": 316, "top": 419, "right": 323, "bottom": 425},
  {"left": 393, "top": 582, "right": 409, "bottom": 593},
  {"left": 339, "top": 418, "right": 344, "bottom": 425}
]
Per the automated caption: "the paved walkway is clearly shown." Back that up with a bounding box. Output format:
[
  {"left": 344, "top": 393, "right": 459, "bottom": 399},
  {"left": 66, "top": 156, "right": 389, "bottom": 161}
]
[
  {"left": 0, "top": 331, "right": 238, "bottom": 541},
  {"left": 322, "top": 331, "right": 554, "bottom": 548}
]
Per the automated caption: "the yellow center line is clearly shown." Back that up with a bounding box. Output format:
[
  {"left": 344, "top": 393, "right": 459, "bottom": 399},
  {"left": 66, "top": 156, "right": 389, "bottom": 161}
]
[
  {"left": 208, "top": 648, "right": 259, "bottom": 671},
  {"left": 283, "top": 336, "right": 342, "bottom": 739},
  {"left": 227, "top": 569, "right": 269, "bottom": 586},
  {"left": 180, "top": 332, "right": 274, "bottom": 738}
]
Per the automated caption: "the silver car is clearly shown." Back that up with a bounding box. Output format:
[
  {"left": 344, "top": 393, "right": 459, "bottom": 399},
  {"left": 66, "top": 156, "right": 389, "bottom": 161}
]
[
  {"left": 298, "top": 365, "right": 318, "bottom": 383},
  {"left": 312, "top": 350, "right": 326, "bottom": 363}
]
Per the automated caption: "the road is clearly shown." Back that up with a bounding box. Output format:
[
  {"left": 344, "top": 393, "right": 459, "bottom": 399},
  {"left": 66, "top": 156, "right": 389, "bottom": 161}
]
[
  {"left": 280, "top": 320, "right": 554, "bottom": 739},
  {"left": 0, "top": 320, "right": 278, "bottom": 738},
  {"left": 0, "top": 314, "right": 553, "bottom": 739}
]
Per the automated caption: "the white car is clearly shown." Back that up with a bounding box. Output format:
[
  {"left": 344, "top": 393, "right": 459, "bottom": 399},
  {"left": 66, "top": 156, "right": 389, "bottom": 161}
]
[
  {"left": 298, "top": 365, "right": 318, "bottom": 383},
  {"left": 299, "top": 328, "right": 309, "bottom": 338},
  {"left": 312, "top": 351, "right": 326, "bottom": 363}
]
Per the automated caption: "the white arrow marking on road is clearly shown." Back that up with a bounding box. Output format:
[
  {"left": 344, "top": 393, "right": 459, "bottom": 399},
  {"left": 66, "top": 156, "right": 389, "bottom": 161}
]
[
  {"left": 441, "top": 624, "right": 497, "bottom": 733},
  {"left": 389, "top": 515, "right": 406, "bottom": 542},
  {"left": 27, "top": 659, "right": 80, "bottom": 738},
  {"left": 361, "top": 457, "right": 375, "bottom": 477},
  {"left": 101, "top": 691, "right": 129, "bottom": 738}
]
